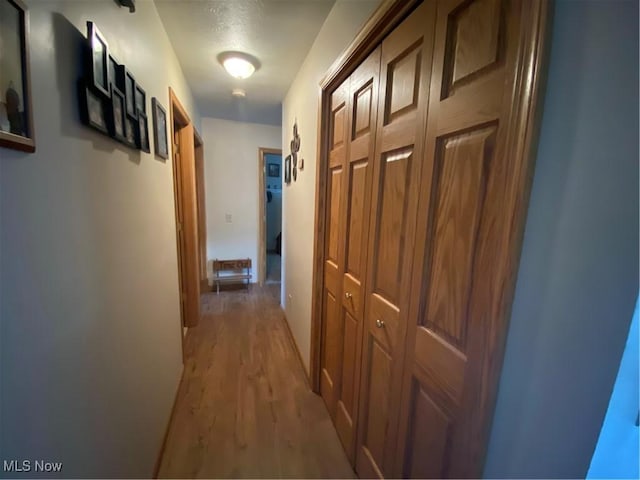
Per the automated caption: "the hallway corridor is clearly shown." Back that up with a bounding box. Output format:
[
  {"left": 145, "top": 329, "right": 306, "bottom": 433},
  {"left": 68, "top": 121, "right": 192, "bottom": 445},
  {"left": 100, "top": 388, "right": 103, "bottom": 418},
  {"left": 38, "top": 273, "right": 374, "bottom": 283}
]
[{"left": 158, "top": 286, "right": 354, "bottom": 478}]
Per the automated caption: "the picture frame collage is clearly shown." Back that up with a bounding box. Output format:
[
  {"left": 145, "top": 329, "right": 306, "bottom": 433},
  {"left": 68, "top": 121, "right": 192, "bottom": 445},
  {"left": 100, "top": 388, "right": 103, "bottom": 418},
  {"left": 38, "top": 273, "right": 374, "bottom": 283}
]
[{"left": 79, "top": 21, "right": 168, "bottom": 158}]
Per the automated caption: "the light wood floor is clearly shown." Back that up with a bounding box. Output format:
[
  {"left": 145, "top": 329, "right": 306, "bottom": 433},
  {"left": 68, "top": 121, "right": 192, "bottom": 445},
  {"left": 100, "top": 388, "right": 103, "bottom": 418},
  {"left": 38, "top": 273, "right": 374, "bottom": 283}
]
[{"left": 158, "top": 285, "right": 355, "bottom": 479}]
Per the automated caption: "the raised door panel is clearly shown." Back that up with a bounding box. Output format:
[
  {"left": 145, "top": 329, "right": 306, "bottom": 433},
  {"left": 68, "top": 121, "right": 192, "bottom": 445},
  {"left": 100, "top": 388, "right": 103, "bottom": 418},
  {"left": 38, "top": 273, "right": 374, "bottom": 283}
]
[
  {"left": 335, "top": 47, "right": 382, "bottom": 464},
  {"left": 321, "top": 80, "right": 350, "bottom": 419},
  {"left": 396, "top": 0, "right": 544, "bottom": 477},
  {"left": 355, "top": 2, "right": 436, "bottom": 478}
]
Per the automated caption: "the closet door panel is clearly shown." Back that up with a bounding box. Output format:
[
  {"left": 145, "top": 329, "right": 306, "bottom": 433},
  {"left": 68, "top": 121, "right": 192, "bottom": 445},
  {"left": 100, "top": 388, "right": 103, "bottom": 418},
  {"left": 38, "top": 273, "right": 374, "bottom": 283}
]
[
  {"left": 320, "top": 80, "right": 350, "bottom": 419},
  {"left": 396, "top": 0, "right": 540, "bottom": 477},
  {"left": 356, "top": 2, "right": 436, "bottom": 478},
  {"left": 335, "top": 47, "right": 382, "bottom": 463}
]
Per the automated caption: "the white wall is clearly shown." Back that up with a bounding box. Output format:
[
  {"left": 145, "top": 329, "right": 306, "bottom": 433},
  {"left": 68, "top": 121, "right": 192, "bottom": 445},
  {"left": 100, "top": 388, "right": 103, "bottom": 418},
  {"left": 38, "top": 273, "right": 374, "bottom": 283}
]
[
  {"left": 282, "top": 0, "right": 381, "bottom": 374},
  {"left": 0, "top": 0, "right": 200, "bottom": 477},
  {"left": 484, "top": 0, "right": 639, "bottom": 477},
  {"left": 202, "top": 117, "right": 281, "bottom": 281}
]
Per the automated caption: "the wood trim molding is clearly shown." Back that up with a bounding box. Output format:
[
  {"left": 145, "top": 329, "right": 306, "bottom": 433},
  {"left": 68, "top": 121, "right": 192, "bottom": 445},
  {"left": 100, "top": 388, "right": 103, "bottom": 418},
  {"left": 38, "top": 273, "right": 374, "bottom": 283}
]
[
  {"left": 194, "top": 130, "right": 207, "bottom": 286},
  {"left": 319, "top": 0, "right": 421, "bottom": 92},
  {"left": 258, "top": 147, "right": 283, "bottom": 286},
  {"left": 169, "top": 87, "right": 190, "bottom": 127},
  {"left": 310, "top": 0, "right": 421, "bottom": 394},
  {"left": 168, "top": 88, "right": 200, "bottom": 365},
  {"left": 153, "top": 364, "right": 185, "bottom": 478},
  {"left": 281, "top": 311, "right": 310, "bottom": 388}
]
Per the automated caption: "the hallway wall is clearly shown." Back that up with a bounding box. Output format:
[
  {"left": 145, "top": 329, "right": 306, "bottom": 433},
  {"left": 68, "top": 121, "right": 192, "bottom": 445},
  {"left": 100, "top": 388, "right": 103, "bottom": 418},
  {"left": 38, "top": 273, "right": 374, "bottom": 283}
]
[
  {"left": 201, "top": 117, "right": 281, "bottom": 282},
  {"left": 0, "top": 0, "right": 200, "bottom": 477},
  {"left": 281, "top": 0, "right": 381, "bottom": 374},
  {"left": 484, "top": 0, "right": 639, "bottom": 476}
]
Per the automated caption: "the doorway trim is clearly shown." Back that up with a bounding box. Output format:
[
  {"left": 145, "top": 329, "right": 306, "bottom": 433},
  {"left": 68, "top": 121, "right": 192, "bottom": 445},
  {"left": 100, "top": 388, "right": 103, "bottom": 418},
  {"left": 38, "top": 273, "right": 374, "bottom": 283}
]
[
  {"left": 309, "top": 0, "right": 551, "bottom": 458},
  {"left": 194, "top": 129, "right": 207, "bottom": 291},
  {"left": 169, "top": 87, "right": 201, "bottom": 347},
  {"left": 258, "top": 147, "right": 283, "bottom": 285}
]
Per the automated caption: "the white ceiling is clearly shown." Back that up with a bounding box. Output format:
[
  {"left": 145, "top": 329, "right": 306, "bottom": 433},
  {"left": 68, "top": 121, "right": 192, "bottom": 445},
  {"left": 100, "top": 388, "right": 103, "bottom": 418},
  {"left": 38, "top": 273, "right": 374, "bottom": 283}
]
[{"left": 155, "top": 0, "right": 336, "bottom": 126}]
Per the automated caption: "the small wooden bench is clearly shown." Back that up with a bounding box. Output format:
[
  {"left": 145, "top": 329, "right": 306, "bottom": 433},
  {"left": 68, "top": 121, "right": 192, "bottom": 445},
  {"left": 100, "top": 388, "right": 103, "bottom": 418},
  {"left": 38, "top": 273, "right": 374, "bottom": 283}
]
[{"left": 212, "top": 258, "right": 252, "bottom": 294}]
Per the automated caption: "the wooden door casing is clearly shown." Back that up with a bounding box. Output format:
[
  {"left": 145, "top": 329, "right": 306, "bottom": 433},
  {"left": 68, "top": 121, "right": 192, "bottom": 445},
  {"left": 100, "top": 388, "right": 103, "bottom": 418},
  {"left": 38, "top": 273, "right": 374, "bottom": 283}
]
[
  {"left": 334, "top": 46, "right": 382, "bottom": 463},
  {"left": 173, "top": 129, "right": 188, "bottom": 328},
  {"left": 355, "top": 2, "right": 437, "bottom": 478},
  {"left": 394, "top": 0, "right": 550, "bottom": 477}
]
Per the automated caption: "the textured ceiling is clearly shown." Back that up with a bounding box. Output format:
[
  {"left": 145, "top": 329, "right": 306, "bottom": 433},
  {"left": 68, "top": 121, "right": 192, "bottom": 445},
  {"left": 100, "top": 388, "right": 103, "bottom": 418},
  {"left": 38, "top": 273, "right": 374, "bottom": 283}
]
[{"left": 155, "top": 0, "right": 336, "bottom": 125}]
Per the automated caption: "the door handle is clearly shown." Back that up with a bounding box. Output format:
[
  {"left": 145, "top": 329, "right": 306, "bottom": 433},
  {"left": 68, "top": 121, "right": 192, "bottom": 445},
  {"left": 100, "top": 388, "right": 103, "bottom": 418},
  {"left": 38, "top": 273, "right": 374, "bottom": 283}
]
[
  {"left": 345, "top": 292, "right": 353, "bottom": 299},
  {"left": 375, "top": 319, "right": 385, "bottom": 328}
]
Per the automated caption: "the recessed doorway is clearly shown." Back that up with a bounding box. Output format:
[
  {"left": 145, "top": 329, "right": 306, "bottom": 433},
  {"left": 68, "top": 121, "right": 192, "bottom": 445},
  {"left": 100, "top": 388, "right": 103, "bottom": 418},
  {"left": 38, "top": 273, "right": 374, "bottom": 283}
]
[{"left": 258, "top": 147, "right": 282, "bottom": 285}]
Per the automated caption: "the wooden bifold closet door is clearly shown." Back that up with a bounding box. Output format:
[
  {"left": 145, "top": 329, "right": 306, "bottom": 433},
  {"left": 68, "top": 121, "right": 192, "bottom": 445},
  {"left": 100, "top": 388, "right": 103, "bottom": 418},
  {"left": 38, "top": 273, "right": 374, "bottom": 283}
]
[
  {"left": 320, "top": 45, "right": 382, "bottom": 463},
  {"left": 319, "top": 0, "right": 547, "bottom": 477}
]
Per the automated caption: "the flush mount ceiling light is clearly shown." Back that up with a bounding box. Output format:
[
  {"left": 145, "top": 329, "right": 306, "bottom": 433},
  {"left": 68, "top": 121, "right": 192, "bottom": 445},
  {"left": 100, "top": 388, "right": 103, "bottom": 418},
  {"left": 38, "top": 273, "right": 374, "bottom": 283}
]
[{"left": 217, "top": 51, "right": 260, "bottom": 79}]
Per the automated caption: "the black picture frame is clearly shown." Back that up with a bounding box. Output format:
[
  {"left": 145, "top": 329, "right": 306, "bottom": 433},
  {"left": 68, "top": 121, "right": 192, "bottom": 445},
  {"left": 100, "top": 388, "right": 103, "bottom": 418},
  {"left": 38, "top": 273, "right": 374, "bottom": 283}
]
[
  {"left": 109, "top": 86, "right": 126, "bottom": 142},
  {"left": 0, "top": 0, "right": 36, "bottom": 153},
  {"left": 284, "top": 154, "right": 292, "bottom": 184},
  {"left": 114, "top": 65, "right": 137, "bottom": 120},
  {"left": 108, "top": 53, "right": 119, "bottom": 91},
  {"left": 123, "top": 115, "right": 137, "bottom": 148},
  {"left": 135, "top": 84, "right": 146, "bottom": 115},
  {"left": 87, "top": 21, "right": 110, "bottom": 98},
  {"left": 137, "top": 109, "right": 150, "bottom": 153},
  {"left": 152, "top": 97, "right": 168, "bottom": 159},
  {"left": 268, "top": 163, "right": 280, "bottom": 177},
  {"left": 78, "top": 80, "right": 108, "bottom": 135}
]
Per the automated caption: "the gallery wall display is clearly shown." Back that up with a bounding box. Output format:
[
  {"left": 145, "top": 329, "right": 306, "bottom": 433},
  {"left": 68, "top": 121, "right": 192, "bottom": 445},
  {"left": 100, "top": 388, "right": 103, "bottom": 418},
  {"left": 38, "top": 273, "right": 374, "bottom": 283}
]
[
  {"left": 78, "top": 20, "right": 152, "bottom": 154},
  {"left": 0, "top": 0, "right": 36, "bottom": 152}
]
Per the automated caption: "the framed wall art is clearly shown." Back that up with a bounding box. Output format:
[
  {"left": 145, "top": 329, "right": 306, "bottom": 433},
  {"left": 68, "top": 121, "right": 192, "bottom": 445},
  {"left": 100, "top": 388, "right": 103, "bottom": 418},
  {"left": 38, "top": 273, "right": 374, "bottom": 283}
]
[
  {"left": 284, "top": 154, "right": 292, "bottom": 184},
  {"left": 151, "top": 97, "right": 168, "bottom": 159},
  {"left": 123, "top": 115, "right": 137, "bottom": 148},
  {"left": 135, "top": 84, "right": 146, "bottom": 114},
  {"left": 109, "top": 86, "right": 126, "bottom": 143},
  {"left": 113, "top": 64, "right": 137, "bottom": 119},
  {"left": 137, "top": 109, "right": 150, "bottom": 153},
  {"left": 86, "top": 21, "right": 110, "bottom": 98},
  {"left": 78, "top": 80, "right": 108, "bottom": 135},
  {"left": 268, "top": 163, "right": 280, "bottom": 177},
  {"left": 0, "top": 0, "right": 36, "bottom": 152}
]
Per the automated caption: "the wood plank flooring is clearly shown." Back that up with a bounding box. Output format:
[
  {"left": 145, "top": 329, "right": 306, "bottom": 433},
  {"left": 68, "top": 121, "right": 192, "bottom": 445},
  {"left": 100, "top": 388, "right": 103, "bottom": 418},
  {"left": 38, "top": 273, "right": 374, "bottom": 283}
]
[{"left": 158, "top": 285, "right": 355, "bottom": 479}]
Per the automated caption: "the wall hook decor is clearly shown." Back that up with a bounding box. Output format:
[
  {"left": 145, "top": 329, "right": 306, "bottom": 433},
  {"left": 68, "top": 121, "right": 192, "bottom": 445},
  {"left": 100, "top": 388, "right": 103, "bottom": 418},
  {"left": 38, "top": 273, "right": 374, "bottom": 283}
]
[{"left": 290, "top": 121, "right": 301, "bottom": 181}]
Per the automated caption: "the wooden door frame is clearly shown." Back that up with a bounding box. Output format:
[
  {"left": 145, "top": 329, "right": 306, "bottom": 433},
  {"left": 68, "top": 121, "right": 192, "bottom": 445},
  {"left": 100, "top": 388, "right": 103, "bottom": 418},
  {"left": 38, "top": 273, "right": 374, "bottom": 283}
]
[
  {"left": 194, "top": 129, "right": 208, "bottom": 291},
  {"left": 169, "top": 87, "right": 201, "bottom": 348},
  {"left": 310, "top": 0, "right": 551, "bottom": 455},
  {"left": 258, "top": 147, "right": 283, "bottom": 285}
]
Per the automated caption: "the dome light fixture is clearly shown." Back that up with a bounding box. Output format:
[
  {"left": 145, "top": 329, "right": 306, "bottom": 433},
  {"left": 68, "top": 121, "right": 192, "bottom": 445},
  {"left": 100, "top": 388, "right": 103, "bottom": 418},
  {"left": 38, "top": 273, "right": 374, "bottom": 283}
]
[{"left": 217, "top": 51, "right": 260, "bottom": 79}]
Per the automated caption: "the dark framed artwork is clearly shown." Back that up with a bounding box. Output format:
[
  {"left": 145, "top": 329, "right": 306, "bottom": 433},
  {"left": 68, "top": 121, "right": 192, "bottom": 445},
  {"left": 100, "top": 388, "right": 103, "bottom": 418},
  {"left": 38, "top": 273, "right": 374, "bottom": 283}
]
[
  {"left": 114, "top": 65, "right": 137, "bottom": 119},
  {"left": 135, "top": 84, "right": 146, "bottom": 114},
  {"left": 109, "top": 86, "right": 126, "bottom": 142},
  {"left": 78, "top": 80, "right": 108, "bottom": 135},
  {"left": 0, "top": 0, "right": 36, "bottom": 152},
  {"left": 108, "top": 53, "right": 119, "bottom": 90},
  {"left": 123, "top": 115, "right": 137, "bottom": 148},
  {"left": 268, "top": 163, "right": 280, "bottom": 177},
  {"left": 151, "top": 97, "right": 168, "bottom": 159},
  {"left": 86, "top": 21, "right": 110, "bottom": 98},
  {"left": 284, "top": 154, "right": 292, "bottom": 184},
  {"left": 137, "top": 109, "right": 150, "bottom": 153}
]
